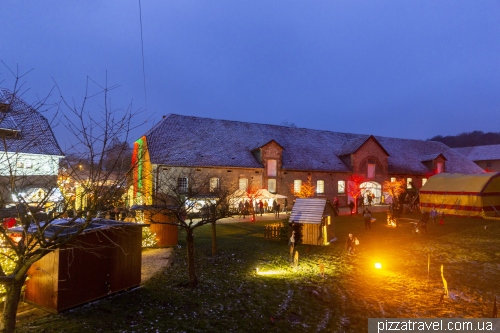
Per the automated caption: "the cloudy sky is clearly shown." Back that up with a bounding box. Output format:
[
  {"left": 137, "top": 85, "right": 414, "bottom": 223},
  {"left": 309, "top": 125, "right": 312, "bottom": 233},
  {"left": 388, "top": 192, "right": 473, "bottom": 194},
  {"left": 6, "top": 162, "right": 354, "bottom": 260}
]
[{"left": 2, "top": 1, "right": 500, "bottom": 145}]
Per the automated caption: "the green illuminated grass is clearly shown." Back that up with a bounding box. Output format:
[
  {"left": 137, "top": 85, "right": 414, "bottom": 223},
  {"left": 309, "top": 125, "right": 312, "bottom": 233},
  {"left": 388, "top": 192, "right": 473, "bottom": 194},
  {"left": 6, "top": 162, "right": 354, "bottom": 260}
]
[{"left": 19, "top": 212, "right": 500, "bottom": 332}]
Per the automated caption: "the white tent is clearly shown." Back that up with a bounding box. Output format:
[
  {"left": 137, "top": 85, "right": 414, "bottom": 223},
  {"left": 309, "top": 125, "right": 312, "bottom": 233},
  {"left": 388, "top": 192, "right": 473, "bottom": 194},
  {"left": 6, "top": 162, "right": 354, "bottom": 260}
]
[{"left": 230, "top": 189, "right": 284, "bottom": 200}]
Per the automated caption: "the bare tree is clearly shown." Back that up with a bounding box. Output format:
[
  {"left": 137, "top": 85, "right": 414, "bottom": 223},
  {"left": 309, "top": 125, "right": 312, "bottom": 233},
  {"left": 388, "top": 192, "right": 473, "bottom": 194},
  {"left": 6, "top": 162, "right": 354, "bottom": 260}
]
[
  {"left": 0, "top": 67, "right": 142, "bottom": 333},
  {"left": 137, "top": 167, "right": 238, "bottom": 287}
]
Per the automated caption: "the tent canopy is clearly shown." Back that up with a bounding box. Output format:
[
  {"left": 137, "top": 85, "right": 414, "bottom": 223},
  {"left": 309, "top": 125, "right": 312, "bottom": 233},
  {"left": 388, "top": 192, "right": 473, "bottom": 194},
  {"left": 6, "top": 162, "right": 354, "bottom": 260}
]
[
  {"left": 230, "top": 189, "right": 286, "bottom": 200},
  {"left": 419, "top": 172, "right": 500, "bottom": 217},
  {"left": 420, "top": 172, "right": 500, "bottom": 194}
]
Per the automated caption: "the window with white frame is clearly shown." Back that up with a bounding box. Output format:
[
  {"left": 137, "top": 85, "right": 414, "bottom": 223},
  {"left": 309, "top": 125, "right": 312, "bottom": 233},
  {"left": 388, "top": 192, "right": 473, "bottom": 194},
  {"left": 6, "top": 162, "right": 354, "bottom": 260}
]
[
  {"left": 268, "top": 179, "right": 276, "bottom": 193},
  {"left": 422, "top": 178, "right": 427, "bottom": 186},
  {"left": 178, "top": 177, "right": 188, "bottom": 193},
  {"left": 367, "top": 163, "right": 375, "bottom": 178},
  {"left": 436, "top": 162, "right": 443, "bottom": 173},
  {"left": 407, "top": 178, "right": 412, "bottom": 189},
  {"left": 317, "top": 180, "right": 324, "bottom": 194},
  {"left": 210, "top": 177, "right": 219, "bottom": 192},
  {"left": 25, "top": 161, "right": 32, "bottom": 168},
  {"left": 294, "top": 180, "right": 302, "bottom": 193},
  {"left": 239, "top": 178, "right": 248, "bottom": 191},
  {"left": 338, "top": 180, "right": 345, "bottom": 194},
  {"left": 391, "top": 177, "right": 396, "bottom": 182},
  {"left": 16, "top": 161, "right": 24, "bottom": 168},
  {"left": 267, "top": 159, "right": 277, "bottom": 177}
]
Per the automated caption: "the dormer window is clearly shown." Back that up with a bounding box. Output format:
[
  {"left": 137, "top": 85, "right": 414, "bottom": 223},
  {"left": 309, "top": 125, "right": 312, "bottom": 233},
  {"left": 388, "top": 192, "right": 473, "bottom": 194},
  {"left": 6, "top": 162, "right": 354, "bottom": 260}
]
[
  {"left": 267, "top": 159, "right": 277, "bottom": 177},
  {"left": 436, "top": 162, "right": 443, "bottom": 173},
  {"left": 367, "top": 161, "right": 375, "bottom": 178}
]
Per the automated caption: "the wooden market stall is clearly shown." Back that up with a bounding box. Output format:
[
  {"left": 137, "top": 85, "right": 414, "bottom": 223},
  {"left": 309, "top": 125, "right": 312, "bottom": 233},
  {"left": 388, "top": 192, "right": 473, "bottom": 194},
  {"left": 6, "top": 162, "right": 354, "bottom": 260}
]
[
  {"left": 419, "top": 172, "right": 500, "bottom": 218},
  {"left": 132, "top": 205, "right": 178, "bottom": 247},
  {"left": 8, "top": 219, "right": 146, "bottom": 313},
  {"left": 288, "top": 198, "right": 336, "bottom": 246}
]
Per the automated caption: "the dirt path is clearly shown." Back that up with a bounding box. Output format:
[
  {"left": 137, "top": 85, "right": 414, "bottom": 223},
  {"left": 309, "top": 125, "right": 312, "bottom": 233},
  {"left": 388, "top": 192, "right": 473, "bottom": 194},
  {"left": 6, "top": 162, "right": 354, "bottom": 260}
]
[{"left": 142, "top": 247, "right": 175, "bottom": 283}]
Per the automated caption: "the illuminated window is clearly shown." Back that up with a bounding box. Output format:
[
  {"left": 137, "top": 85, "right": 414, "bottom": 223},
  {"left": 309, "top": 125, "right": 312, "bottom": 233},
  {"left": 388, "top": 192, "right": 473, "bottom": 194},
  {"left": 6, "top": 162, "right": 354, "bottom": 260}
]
[
  {"left": 367, "top": 163, "right": 375, "bottom": 178},
  {"left": 436, "top": 162, "right": 443, "bottom": 173},
  {"left": 407, "top": 178, "right": 412, "bottom": 189},
  {"left": 16, "top": 161, "right": 24, "bottom": 168},
  {"left": 268, "top": 179, "right": 276, "bottom": 193},
  {"left": 338, "top": 180, "right": 345, "bottom": 194},
  {"left": 317, "top": 180, "right": 324, "bottom": 194},
  {"left": 294, "top": 180, "right": 302, "bottom": 193},
  {"left": 391, "top": 177, "right": 396, "bottom": 183},
  {"left": 210, "top": 177, "right": 219, "bottom": 192},
  {"left": 267, "top": 160, "right": 277, "bottom": 177},
  {"left": 422, "top": 178, "right": 427, "bottom": 186},
  {"left": 239, "top": 178, "right": 248, "bottom": 191},
  {"left": 178, "top": 177, "right": 188, "bottom": 193},
  {"left": 25, "top": 161, "right": 32, "bottom": 168}
]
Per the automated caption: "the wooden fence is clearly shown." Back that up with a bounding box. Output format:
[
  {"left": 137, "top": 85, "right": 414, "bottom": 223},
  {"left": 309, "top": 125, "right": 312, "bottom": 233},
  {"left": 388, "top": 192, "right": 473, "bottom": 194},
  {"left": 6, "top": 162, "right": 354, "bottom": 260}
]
[{"left": 264, "top": 223, "right": 284, "bottom": 241}]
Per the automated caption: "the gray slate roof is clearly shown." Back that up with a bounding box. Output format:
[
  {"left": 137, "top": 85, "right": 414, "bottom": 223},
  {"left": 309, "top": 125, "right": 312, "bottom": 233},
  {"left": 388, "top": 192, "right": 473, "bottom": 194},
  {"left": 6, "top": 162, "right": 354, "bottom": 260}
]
[
  {"left": 454, "top": 145, "right": 500, "bottom": 162},
  {"left": 420, "top": 153, "right": 445, "bottom": 162},
  {"left": 145, "top": 114, "right": 484, "bottom": 175},
  {"left": 0, "top": 89, "right": 62, "bottom": 156}
]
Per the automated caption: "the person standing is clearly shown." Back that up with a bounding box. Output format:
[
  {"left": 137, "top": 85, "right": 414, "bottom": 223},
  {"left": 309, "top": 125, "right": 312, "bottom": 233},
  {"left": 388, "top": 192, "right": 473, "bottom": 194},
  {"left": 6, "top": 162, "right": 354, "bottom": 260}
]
[
  {"left": 283, "top": 198, "right": 288, "bottom": 213},
  {"left": 430, "top": 206, "right": 438, "bottom": 223},
  {"left": 346, "top": 233, "right": 355, "bottom": 255},
  {"left": 259, "top": 200, "right": 264, "bottom": 216},
  {"left": 264, "top": 200, "right": 268, "bottom": 214},
  {"left": 420, "top": 211, "right": 429, "bottom": 233},
  {"left": 349, "top": 201, "right": 355, "bottom": 215},
  {"left": 276, "top": 202, "right": 281, "bottom": 218},
  {"left": 363, "top": 208, "right": 372, "bottom": 230},
  {"left": 244, "top": 200, "right": 250, "bottom": 218},
  {"left": 367, "top": 193, "right": 372, "bottom": 207}
]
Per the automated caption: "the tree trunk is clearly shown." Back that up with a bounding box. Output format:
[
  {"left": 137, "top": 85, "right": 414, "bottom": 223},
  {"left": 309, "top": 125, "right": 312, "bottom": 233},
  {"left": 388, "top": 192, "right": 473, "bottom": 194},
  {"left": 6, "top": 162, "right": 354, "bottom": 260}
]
[
  {"left": 1, "top": 277, "right": 26, "bottom": 333},
  {"left": 211, "top": 221, "right": 217, "bottom": 256},
  {"left": 186, "top": 228, "right": 198, "bottom": 287}
]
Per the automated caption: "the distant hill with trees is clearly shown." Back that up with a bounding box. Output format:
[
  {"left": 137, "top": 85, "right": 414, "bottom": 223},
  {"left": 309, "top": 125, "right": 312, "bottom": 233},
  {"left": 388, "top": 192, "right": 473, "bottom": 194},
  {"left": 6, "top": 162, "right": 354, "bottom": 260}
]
[{"left": 428, "top": 131, "right": 500, "bottom": 148}]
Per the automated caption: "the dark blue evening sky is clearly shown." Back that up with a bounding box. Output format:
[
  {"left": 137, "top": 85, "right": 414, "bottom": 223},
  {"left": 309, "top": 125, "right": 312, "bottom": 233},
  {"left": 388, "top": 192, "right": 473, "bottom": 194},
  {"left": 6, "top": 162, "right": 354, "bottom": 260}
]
[{"left": 2, "top": 1, "right": 500, "bottom": 145}]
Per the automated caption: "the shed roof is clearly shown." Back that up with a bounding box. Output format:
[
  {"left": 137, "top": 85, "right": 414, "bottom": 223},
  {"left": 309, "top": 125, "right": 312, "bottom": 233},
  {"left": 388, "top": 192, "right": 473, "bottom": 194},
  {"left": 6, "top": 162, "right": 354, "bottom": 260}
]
[
  {"left": 0, "top": 89, "right": 62, "bottom": 156},
  {"left": 143, "top": 114, "right": 483, "bottom": 175},
  {"left": 7, "top": 218, "right": 146, "bottom": 239},
  {"left": 289, "top": 198, "right": 331, "bottom": 224},
  {"left": 454, "top": 145, "right": 500, "bottom": 162}
]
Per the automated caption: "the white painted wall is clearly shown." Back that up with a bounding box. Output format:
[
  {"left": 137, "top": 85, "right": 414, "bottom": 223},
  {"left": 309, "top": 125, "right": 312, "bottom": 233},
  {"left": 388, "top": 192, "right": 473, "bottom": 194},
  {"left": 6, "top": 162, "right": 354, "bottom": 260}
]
[{"left": 0, "top": 152, "right": 61, "bottom": 177}]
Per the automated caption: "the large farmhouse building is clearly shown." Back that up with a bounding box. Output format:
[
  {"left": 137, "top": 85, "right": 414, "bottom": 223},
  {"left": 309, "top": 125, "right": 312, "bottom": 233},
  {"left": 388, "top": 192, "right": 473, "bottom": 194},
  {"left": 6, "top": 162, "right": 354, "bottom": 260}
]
[
  {"left": 129, "top": 114, "right": 483, "bottom": 207},
  {"left": 454, "top": 144, "right": 500, "bottom": 172},
  {"left": 0, "top": 89, "right": 63, "bottom": 206}
]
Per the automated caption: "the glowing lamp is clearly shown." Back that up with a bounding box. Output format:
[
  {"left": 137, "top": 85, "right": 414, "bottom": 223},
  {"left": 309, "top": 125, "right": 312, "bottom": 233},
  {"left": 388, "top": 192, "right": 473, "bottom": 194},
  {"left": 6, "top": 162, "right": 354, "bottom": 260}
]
[
  {"left": 251, "top": 217, "right": 255, "bottom": 222},
  {"left": 375, "top": 263, "right": 382, "bottom": 269}
]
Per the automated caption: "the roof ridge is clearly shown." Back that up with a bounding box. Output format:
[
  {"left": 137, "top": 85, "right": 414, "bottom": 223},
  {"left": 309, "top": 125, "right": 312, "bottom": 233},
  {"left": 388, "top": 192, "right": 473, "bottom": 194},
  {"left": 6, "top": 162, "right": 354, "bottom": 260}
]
[{"left": 162, "top": 113, "right": 367, "bottom": 137}]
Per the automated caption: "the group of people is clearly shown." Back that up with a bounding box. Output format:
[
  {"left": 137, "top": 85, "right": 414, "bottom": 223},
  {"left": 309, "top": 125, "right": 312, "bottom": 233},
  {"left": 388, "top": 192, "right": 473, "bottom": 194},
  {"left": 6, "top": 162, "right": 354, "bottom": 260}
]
[
  {"left": 415, "top": 206, "right": 443, "bottom": 234},
  {"left": 238, "top": 198, "right": 288, "bottom": 218}
]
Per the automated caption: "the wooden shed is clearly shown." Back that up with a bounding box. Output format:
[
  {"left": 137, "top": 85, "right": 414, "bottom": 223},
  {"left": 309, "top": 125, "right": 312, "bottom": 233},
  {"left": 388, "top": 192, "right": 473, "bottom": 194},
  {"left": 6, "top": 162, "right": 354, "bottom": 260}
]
[
  {"left": 10, "top": 219, "right": 145, "bottom": 313},
  {"left": 132, "top": 205, "right": 178, "bottom": 247},
  {"left": 289, "top": 198, "right": 336, "bottom": 246}
]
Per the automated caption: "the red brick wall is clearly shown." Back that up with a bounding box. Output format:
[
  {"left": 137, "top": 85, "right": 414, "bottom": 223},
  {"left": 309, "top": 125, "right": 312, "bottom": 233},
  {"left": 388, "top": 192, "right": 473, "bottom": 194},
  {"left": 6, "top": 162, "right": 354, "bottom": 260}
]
[
  {"left": 278, "top": 170, "right": 350, "bottom": 206},
  {"left": 261, "top": 141, "right": 283, "bottom": 193},
  {"left": 352, "top": 137, "right": 389, "bottom": 186},
  {"left": 433, "top": 155, "right": 446, "bottom": 173}
]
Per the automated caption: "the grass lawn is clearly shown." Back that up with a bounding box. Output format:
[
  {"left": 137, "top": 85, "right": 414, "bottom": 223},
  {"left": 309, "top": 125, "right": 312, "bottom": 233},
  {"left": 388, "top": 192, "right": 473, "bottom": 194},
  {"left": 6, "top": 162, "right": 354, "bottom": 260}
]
[{"left": 19, "top": 212, "right": 500, "bottom": 332}]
